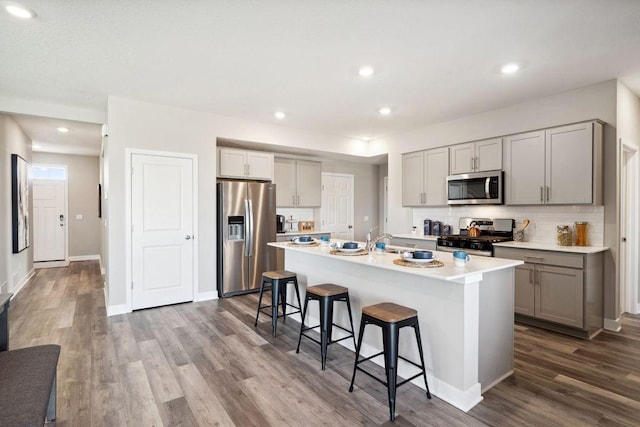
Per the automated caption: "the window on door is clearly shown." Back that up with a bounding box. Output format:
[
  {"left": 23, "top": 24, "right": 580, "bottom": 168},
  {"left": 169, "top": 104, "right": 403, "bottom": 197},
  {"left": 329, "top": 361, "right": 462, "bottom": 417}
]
[{"left": 32, "top": 165, "right": 67, "bottom": 180}]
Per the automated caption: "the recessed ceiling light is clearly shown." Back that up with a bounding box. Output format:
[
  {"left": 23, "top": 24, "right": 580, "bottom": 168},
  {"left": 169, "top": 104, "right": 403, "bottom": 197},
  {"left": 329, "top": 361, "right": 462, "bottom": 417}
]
[
  {"left": 4, "top": 2, "right": 36, "bottom": 18},
  {"left": 274, "top": 111, "right": 286, "bottom": 120},
  {"left": 360, "top": 136, "right": 371, "bottom": 141},
  {"left": 358, "top": 66, "right": 374, "bottom": 77},
  {"left": 32, "top": 144, "right": 41, "bottom": 149},
  {"left": 501, "top": 63, "right": 520, "bottom": 74},
  {"left": 378, "top": 107, "right": 391, "bottom": 115},
  {"left": 57, "top": 127, "right": 69, "bottom": 133}
]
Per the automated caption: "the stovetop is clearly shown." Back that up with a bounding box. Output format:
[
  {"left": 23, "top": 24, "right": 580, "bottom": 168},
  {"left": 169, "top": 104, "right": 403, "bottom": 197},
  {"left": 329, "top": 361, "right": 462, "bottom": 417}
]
[{"left": 436, "top": 218, "right": 515, "bottom": 255}]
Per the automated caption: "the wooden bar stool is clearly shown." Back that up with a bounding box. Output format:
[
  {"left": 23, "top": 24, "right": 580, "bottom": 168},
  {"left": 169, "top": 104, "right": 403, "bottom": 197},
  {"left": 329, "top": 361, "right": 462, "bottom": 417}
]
[
  {"left": 296, "top": 284, "right": 356, "bottom": 370},
  {"left": 254, "top": 270, "right": 302, "bottom": 337},
  {"left": 349, "top": 302, "right": 431, "bottom": 422}
]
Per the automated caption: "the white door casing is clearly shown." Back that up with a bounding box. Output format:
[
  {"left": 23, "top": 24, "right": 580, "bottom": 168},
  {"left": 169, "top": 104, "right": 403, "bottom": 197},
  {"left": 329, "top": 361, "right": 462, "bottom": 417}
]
[
  {"left": 621, "top": 143, "right": 638, "bottom": 314},
  {"left": 131, "top": 152, "right": 196, "bottom": 310},
  {"left": 321, "top": 173, "right": 354, "bottom": 240},
  {"left": 33, "top": 179, "right": 66, "bottom": 262}
]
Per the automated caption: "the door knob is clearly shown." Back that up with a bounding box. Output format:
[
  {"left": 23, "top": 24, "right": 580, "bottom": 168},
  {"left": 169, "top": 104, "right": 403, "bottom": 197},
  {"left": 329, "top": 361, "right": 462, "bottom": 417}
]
[{"left": 185, "top": 235, "right": 192, "bottom": 240}]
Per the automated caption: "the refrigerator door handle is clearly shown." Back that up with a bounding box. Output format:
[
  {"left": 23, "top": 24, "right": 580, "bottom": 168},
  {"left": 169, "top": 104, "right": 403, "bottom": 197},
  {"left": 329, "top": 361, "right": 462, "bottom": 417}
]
[{"left": 245, "top": 199, "right": 254, "bottom": 256}]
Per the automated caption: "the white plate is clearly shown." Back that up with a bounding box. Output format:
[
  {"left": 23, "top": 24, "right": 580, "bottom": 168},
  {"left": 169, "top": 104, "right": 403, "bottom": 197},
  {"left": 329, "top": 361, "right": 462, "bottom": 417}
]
[
  {"left": 337, "top": 246, "right": 364, "bottom": 253},
  {"left": 401, "top": 256, "right": 437, "bottom": 264},
  {"left": 293, "top": 239, "right": 316, "bottom": 245}
]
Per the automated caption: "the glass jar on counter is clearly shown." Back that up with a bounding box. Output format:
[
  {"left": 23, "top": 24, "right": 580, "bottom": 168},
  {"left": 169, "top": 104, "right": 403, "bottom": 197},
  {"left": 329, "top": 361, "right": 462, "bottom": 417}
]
[
  {"left": 575, "top": 222, "right": 588, "bottom": 246},
  {"left": 557, "top": 225, "right": 573, "bottom": 246}
]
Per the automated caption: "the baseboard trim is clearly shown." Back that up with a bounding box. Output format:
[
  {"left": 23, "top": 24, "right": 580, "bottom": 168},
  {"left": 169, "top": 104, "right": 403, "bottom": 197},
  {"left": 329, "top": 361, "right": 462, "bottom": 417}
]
[
  {"left": 34, "top": 260, "right": 69, "bottom": 269},
  {"left": 104, "top": 288, "right": 131, "bottom": 316},
  {"left": 12, "top": 269, "right": 35, "bottom": 297},
  {"left": 604, "top": 317, "right": 622, "bottom": 332},
  {"left": 195, "top": 291, "right": 218, "bottom": 302},
  {"left": 68, "top": 254, "right": 100, "bottom": 262}
]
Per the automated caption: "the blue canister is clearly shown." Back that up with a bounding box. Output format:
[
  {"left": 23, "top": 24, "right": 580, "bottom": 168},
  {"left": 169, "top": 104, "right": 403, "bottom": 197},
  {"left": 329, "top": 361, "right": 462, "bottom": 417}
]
[{"left": 423, "top": 219, "right": 432, "bottom": 236}]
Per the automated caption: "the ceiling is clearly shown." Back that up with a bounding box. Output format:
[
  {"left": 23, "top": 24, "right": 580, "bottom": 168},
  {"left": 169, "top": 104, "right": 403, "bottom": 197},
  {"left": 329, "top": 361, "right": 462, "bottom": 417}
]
[{"left": 2, "top": 0, "right": 640, "bottom": 156}]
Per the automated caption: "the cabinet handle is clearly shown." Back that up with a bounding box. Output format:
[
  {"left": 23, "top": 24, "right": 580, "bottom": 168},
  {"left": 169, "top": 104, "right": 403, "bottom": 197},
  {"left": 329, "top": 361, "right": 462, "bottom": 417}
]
[
  {"left": 292, "top": 195, "right": 296, "bottom": 206},
  {"left": 297, "top": 195, "right": 300, "bottom": 205},
  {"left": 529, "top": 267, "right": 533, "bottom": 284},
  {"left": 540, "top": 186, "right": 544, "bottom": 203},
  {"left": 471, "top": 157, "right": 474, "bottom": 171},
  {"left": 475, "top": 157, "right": 479, "bottom": 171},
  {"left": 247, "top": 164, "right": 250, "bottom": 176},
  {"left": 524, "top": 255, "right": 544, "bottom": 261},
  {"left": 546, "top": 186, "right": 550, "bottom": 202}
]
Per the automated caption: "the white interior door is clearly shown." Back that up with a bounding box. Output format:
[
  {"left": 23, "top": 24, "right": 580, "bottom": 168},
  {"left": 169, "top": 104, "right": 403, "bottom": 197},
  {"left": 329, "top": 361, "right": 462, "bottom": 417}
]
[
  {"left": 321, "top": 173, "right": 354, "bottom": 240},
  {"left": 131, "top": 153, "right": 195, "bottom": 310},
  {"left": 621, "top": 145, "right": 638, "bottom": 314},
  {"left": 33, "top": 180, "right": 66, "bottom": 261}
]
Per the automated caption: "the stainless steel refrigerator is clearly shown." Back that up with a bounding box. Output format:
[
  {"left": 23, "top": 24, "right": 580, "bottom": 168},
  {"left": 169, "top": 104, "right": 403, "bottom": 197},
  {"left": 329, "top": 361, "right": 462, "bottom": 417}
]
[{"left": 217, "top": 181, "right": 276, "bottom": 297}]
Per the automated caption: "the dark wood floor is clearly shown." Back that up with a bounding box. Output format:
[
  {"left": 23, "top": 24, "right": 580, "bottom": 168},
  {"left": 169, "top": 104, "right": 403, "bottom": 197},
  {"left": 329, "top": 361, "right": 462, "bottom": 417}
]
[{"left": 8, "top": 261, "right": 640, "bottom": 426}]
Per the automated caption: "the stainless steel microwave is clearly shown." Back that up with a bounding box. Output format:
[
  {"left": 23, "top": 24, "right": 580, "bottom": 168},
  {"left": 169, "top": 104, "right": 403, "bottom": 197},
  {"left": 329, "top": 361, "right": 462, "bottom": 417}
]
[{"left": 447, "top": 171, "right": 503, "bottom": 205}]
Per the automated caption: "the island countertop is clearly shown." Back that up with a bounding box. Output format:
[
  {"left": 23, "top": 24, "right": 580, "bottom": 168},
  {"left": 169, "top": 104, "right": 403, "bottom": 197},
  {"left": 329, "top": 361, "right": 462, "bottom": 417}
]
[{"left": 268, "top": 240, "right": 522, "bottom": 284}]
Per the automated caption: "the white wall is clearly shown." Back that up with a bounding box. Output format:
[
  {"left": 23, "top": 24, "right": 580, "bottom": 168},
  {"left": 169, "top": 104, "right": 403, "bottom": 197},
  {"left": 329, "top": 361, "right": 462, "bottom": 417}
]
[
  {"left": 105, "top": 96, "right": 372, "bottom": 312},
  {"left": 0, "top": 114, "right": 34, "bottom": 295}
]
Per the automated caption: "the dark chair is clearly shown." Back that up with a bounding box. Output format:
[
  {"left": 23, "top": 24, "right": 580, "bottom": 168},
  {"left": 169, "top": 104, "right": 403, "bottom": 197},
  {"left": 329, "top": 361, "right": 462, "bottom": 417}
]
[
  {"left": 254, "top": 270, "right": 302, "bottom": 337},
  {"left": 296, "top": 284, "right": 356, "bottom": 370},
  {"left": 349, "top": 302, "right": 431, "bottom": 422}
]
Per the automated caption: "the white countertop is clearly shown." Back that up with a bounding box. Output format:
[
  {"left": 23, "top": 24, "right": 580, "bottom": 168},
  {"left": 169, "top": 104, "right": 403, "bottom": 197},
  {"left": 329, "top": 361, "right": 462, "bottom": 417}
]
[
  {"left": 494, "top": 241, "right": 609, "bottom": 254},
  {"left": 392, "top": 233, "right": 439, "bottom": 241},
  {"left": 269, "top": 240, "right": 522, "bottom": 283},
  {"left": 277, "top": 231, "right": 328, "bottom": 237}
]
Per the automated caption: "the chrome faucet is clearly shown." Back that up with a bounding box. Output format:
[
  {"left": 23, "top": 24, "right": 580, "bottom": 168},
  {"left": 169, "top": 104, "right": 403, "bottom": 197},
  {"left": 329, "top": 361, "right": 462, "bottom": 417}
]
[{"left": 367, "top": 227, "right": 393, "bottom": 252}]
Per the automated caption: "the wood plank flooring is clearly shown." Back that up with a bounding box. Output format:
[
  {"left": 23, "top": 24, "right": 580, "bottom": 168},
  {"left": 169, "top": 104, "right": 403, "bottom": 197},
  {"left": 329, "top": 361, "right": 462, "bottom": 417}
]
[{"left": 8, "top": 260, "right": 640, "bottom": 426}]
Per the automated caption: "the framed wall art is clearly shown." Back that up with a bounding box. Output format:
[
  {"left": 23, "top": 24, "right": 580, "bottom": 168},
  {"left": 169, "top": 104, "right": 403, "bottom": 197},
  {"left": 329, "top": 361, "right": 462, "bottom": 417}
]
[{"left": 11, "top": 154, "right": 30, "bottom": 253}]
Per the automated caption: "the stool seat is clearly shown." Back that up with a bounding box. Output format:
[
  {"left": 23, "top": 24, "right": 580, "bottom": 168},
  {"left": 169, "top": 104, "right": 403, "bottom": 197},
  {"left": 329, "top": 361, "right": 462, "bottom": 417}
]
[
  {"left": 306, "top": 284, "right": 348, "bottom": 297},
  {"left": 263, "top": 270, "right": 297, "bottom": 280},
  {"left": 362, "top": 302, "right": 417, "bottom": 323}
]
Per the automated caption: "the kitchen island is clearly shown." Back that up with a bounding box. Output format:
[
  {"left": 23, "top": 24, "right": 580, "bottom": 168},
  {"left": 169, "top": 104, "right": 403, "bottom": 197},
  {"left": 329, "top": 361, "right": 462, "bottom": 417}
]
[{"left": 268, "top": 241, "right": 523, "bottom": 412}]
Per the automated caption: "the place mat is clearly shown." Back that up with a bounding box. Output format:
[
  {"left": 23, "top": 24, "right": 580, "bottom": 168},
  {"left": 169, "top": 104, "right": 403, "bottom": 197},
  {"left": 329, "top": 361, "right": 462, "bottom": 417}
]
[
  {"left": 330, "top": 249, "right": 369, "bottom": 256},
  {"left": 393, "top": 258, "right": 444, "bottom": 268},
  {"left": 288, "top": 241, "right": 321, "bottom": 247}
]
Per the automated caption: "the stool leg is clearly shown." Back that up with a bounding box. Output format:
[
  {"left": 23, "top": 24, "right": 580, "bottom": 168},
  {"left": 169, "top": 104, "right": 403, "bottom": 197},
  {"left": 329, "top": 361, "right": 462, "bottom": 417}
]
[
  {"left": 413, "top": 321, "right": 431, "bottom": 399},
  {"left": 271, "top": 279, "right": 280, "bottom": 337},
  {"left": 296, "top": 295, "right": 310, "bottom": 353},
  {"left": 319, "top": 296, "right": 333, "bottom": 370},
  {"left": 382, "top": 322, "right": 400, "bottom": 422},
  {"left": 280, "top": 281, "right": 288, "bottom": 320},
  {"left": 344, "top": 296, "right": 356, "bottom": 349},
  {"left": 293, "top": 279, "right": 302, "bottom": 314},
  {"left": 254, "top": 278, "right": 267, "bottom": 327},
  {"left": 349, "top": 318, "right": 367, "bottom": 392}
]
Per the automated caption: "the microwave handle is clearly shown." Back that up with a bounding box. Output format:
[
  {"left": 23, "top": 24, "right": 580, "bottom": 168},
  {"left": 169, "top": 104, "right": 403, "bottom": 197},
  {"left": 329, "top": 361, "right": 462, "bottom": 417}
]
[{"left": 485, "top": 177, "right": 490, "bottom": 198}]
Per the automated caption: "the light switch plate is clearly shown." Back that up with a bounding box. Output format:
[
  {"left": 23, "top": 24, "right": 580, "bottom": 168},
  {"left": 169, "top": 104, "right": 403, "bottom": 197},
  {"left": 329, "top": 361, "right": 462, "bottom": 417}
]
[{"left": 76, "top": 214, "right": 83, "bottom": 220}]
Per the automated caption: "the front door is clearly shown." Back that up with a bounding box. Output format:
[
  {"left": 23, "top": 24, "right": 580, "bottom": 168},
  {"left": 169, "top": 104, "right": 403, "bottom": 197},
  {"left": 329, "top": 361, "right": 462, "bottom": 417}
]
[
  {"left": 321, "top": 173, "right": 354, "bottom": 240},
  {"left": 33, "top": 180, "right": 66, "bottom": 262},
  {"left": 131, "top": 153, "right": 195, "bottom": 310}
]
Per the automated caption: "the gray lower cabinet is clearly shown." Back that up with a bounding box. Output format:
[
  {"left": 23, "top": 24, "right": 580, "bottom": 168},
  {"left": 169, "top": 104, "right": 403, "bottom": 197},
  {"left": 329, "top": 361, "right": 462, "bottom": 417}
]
[
  {"left": 390, "top": 237, "right": 436, "bottom": 251},
  {"left": 495, "top": 246, "right": 603, "bottom": 339}
]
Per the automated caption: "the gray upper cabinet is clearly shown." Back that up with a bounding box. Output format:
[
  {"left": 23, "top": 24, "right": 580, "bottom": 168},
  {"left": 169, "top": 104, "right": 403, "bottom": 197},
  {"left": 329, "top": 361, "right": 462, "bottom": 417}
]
[
  {"left": 449, "top": 138, "right": 502, "bottom": 174},
  {"left": 504, "top": 121, "right": 603, "bottom": 205},
  {"left": 274, "top": 158, "right": 321, "bottom": 207},
  {"left": 402, "top": 147, "right": 448, "bottom": 207},
  {"left": 218, "top": 148, "right": 274, "bottom": 180}
]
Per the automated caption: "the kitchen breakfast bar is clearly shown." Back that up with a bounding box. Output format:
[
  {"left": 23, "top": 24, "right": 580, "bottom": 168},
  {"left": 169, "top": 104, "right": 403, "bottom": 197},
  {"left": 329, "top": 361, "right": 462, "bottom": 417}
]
[{"left": 268, "top": 241, "right": 523, "bottom": 412}]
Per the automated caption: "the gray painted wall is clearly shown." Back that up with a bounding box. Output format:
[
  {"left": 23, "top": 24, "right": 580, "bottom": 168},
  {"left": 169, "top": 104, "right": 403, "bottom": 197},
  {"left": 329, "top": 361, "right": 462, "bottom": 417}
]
[
  {"left": 32, "top": 152, "right": 100, "bottom": 257},
  {"left": 0, "top": 114, "right": 33, "bottom": 294}
]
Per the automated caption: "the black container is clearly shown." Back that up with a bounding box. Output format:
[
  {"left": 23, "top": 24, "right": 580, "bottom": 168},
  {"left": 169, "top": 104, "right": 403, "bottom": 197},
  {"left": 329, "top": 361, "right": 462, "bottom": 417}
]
[
  {"left": 276, "top": 215, "right": 285, "bottom": 233},
  {"left": 423, "top": 219, "right": 432, "bottom": 236},
  {"left": 443, "top": 224, "right": 452, "bottom": 236},
  {"left": 432, "top": 221, "right": 442, "bottom": 236}
]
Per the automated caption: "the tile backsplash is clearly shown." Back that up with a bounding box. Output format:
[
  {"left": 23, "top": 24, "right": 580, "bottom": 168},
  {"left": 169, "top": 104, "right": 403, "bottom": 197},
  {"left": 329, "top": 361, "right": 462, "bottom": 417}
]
[{"left": 412, "top": 205, "right": 604, "bottom": 246}]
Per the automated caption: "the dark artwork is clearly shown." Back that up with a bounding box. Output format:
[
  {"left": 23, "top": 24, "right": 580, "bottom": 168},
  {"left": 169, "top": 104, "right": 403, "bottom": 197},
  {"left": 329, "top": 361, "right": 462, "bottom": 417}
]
[{"left": 11, "top": 154, "right": 30, "bottom": 253}]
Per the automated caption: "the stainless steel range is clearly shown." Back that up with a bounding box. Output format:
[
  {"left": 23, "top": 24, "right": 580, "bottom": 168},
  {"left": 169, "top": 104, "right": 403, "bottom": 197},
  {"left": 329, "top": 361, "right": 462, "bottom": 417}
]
[{"left": 436, "top": 218, "right": 515, "bottom": 257}]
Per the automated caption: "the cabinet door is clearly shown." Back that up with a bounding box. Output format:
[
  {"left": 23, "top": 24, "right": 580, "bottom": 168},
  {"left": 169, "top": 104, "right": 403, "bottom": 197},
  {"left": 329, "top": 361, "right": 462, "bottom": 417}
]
[
  {"left": 475, "top": 138, "right": 502, "bottom": 172},
  {"left": 535, "top": 265, "right": 584, "bottom": 328},
  {"left": 546, "top": 123, "right": 593, "bottom": 204},
  {"left": 246, "top": 151, "right": 274, "bottom": 180},
  {"left": 296, "top": 160, "right": 322, "bottom": 207},
  {"left": 274, "top": 158, "right": 296, "bottom": 207},
  {"left": 503, "top": 131, "right": 545, "bottom": 204},
  {"left": 449, "top": 142, "right": 475, "bottom": 174},
  {"left": 514, "top": 263, "right": 535, "bottom": 316},
  {"left": 218, "top": 148, "right": 247, "bottom": 178},
  {"left": 402, "top": 152, "right": 425, "bottom": 206},
  {"left": 424, "top": 147, "right": 448, "bottom": 206}
]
